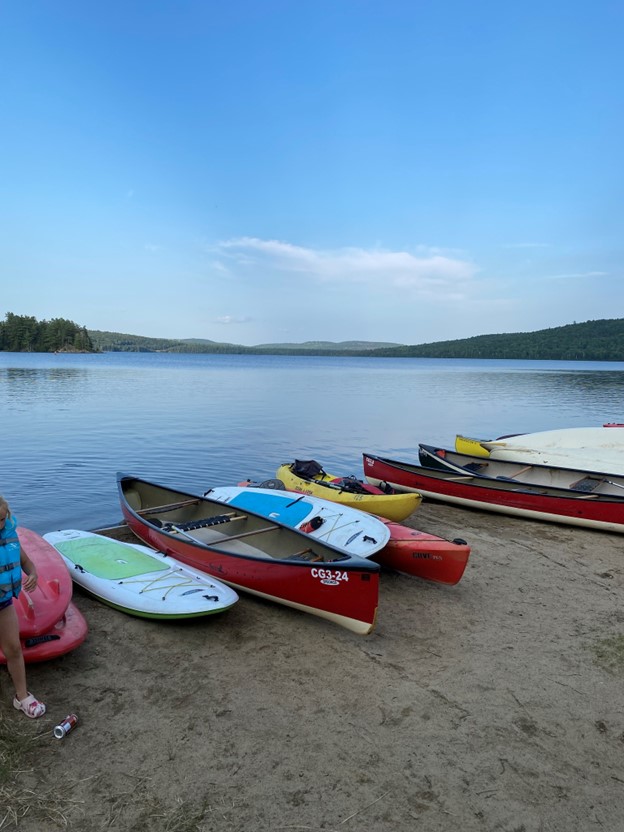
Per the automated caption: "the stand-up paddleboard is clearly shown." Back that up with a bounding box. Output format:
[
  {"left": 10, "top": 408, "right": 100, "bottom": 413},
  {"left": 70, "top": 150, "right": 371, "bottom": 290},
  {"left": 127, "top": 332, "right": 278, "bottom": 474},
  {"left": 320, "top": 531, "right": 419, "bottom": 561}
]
[
  {"left": 14, "top": 527, "right": 74, "bottom": 637},
  {"left": 43, "top": 530, "right": 239, "bottom": 619},
  {"left": 0, "top": 602, "right": 88, "bottom": 664},
  {"left": 204, "top": 486, "right": 391, "bottom": 557},
  {"left": 208, "top": 486, "right": 470, "bottom": 585}
]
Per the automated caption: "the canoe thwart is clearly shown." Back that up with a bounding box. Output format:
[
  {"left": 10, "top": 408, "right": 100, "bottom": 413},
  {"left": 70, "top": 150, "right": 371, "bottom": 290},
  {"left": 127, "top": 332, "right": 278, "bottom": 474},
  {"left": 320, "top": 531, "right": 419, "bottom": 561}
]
[
  {"left": 136, "top": 498, "right": 203, "bottom": 517},
  {"left": 171, "top": 522, "right": 281, "bottom": 542}
]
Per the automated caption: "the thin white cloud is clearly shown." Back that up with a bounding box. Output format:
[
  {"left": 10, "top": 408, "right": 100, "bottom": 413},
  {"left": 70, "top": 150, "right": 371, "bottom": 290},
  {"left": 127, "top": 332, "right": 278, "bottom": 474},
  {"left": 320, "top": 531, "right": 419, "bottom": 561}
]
[
  {"left": 215, "top": 315, "right": 252, "bottom": 325},
  {"left": 215, "top": 237, "right": 478, "bottom": 293},
  {"left": 546, "top": 271, "right": 608, "bottom": 280},
  {"left": 144, "top": 243, "right": 161, "bottom": 252}
]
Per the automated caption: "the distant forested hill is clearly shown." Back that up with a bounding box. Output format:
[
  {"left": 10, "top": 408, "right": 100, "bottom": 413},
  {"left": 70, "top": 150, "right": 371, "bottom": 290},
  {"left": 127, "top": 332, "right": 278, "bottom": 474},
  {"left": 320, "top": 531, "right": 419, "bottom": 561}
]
[
  {"left": 89, "top": 330, "right": 191, "bottom": 352},
  {"left": 87, "top": 318, "right": 624, "bottom": 360},
  {"left": 367, "top": 319, "right": 624, "bottom": 361},
  {"left": 87, "top": 331, "right": 400, "bottom": 354}
]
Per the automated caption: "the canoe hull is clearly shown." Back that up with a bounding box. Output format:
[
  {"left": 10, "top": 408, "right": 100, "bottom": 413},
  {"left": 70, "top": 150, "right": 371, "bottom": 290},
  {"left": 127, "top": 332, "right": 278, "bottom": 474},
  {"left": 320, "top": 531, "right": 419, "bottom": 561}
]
[
  {"left": 461, "top": 427, "right": 624, "bottom": 475},
  {"left": 363, "top": 454, "right": 624, "bottom": 533},
  {"left": 118, "top": 474, "right": 379, "bottom": 635}
]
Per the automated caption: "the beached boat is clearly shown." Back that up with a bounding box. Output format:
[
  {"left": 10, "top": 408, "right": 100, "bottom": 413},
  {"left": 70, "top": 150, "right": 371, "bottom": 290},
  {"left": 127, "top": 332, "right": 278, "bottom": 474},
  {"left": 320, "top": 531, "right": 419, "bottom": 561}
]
[
  {"left": 420, "top": 443, "right": 624, "bottom": 497},
  {"left": 0, "top": 527, "right": 88, "bottom": 664},
  {"left": 0, "top": 602, "right": 88, "bottom": 665},
  {"left": 373, "top": 519, "right": 471, "bottom": 584},
  {"left": 207, "top": 484, "right": 470, "bottom": 585},
  {"left": 117, "top": 473, "right": 380, "bottom": 635},
  {"left": 14, "top": 528, "right": 74, "bottom": 637},
  {"left": 363, "top": 452, "right": 624, "bottom": 533},
  {"left": 43, "top": 530, "right": 239, "bottom": 620},
  {"left": 206, "top": 485, "right": 392, "bottom": 555},
  {"left": 275, "top": 460, "right": 421, "bottom": 522},
  {"left": 455, "top": 434, "right": 492, "bottom": 457},
  {"left": 456, "top": 426, "right": 624, "bottom": 474}
]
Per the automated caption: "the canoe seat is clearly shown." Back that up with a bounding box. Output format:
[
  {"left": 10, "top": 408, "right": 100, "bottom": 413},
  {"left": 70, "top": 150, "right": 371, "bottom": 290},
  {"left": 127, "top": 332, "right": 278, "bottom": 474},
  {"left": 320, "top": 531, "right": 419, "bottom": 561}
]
[
  {"left": 286, "top": 549, "right": 324, "bottom": 562},
  {"left": 465, "top": 462, "right": 488, "bottom": 473},
  {"left": 570, "top": 476, "right": 601, "bottom": 493}
]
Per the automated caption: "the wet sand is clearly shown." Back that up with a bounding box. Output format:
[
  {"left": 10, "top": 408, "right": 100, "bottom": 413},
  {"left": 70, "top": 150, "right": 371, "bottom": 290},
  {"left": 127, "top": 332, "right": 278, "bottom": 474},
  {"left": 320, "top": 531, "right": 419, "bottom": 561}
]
[{"left": 5, "top": 501, "right": 624, "bottom": 831}]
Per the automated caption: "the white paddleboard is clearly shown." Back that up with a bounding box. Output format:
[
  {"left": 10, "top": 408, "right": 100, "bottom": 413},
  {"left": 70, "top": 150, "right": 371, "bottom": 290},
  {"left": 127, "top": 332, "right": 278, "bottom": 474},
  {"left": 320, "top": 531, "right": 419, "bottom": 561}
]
[
  {"left": 43, "top": 529, "right": 239, "bottom": 619},
  {"left": 203, "top": 486, "right": 391, "bottom": 557}
]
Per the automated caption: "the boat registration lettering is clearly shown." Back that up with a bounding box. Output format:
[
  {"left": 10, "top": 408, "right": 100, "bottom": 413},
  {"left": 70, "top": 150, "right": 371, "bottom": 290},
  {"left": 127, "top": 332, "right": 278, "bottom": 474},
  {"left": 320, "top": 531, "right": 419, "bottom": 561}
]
[{"left": 311, "top": 568, "right": 349, "bottom": 585}]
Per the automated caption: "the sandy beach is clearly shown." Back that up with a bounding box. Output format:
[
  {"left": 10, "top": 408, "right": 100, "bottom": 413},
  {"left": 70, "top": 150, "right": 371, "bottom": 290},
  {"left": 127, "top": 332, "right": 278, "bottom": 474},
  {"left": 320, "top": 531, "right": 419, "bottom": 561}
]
[{"left": 3, "top": 500, "right": 624, "bottom": 831}]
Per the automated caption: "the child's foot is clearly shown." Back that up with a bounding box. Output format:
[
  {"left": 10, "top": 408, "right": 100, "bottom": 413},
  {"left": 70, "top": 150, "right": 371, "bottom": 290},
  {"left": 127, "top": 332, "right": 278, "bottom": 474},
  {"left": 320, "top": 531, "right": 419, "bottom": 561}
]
[{"left": 13, "top": 692, "right": 46, "bottom": 718}]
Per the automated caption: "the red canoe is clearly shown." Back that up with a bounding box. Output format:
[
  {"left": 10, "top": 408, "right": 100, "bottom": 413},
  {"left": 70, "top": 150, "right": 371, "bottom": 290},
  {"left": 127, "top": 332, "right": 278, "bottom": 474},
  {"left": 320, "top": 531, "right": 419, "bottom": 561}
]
[
  {"left": 14, "top": 528, "right": 73, "bottom": 637},
  {"left": 375, "top": 519, "right": 471, "bottom": 585},
  {"left": 363, "top": 452, "right": 624, "bottom": 533},
  {"left": 0, "top": 602, "right": 88, "bottom": 664},
  {"left": 117, "top": 473, "right": 380, "bottom": 635}
]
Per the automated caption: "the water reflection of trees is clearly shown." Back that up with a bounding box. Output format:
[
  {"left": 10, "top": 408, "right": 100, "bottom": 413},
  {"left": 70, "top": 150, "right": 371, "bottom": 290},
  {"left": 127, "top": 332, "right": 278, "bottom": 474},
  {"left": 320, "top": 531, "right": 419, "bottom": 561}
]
[{"left": 1, "top": 368, "right": 89, "bottom": 401}]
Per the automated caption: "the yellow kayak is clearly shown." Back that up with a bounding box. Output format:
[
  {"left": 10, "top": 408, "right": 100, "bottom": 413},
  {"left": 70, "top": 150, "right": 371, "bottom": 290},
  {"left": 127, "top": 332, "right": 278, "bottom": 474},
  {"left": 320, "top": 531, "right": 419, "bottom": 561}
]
[
  {"left": 276, "top": 461, "right": 421, "bottom": 522},
  {"left": 455, "top": 434, "right": 491, "bottom": 457}
]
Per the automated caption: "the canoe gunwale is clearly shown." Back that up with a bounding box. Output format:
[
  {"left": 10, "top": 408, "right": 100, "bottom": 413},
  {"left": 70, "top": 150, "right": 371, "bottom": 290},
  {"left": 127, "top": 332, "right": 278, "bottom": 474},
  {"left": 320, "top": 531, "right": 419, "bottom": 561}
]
[
  {"left": 363, "top": 453, "right": 624, "bottom": 534},
  {"left": 116, "top": 472, "right": 380, "bottom": 635}
]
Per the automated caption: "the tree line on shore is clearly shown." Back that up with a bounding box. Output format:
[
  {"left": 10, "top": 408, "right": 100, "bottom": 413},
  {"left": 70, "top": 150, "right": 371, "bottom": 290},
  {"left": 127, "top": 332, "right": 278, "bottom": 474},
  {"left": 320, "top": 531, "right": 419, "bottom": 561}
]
[
  {"left": 3, "top": 314, "right": 624, "bottom": 361},
  {"left": 0, "top": 312, "right": 94, "bottom": 352}
]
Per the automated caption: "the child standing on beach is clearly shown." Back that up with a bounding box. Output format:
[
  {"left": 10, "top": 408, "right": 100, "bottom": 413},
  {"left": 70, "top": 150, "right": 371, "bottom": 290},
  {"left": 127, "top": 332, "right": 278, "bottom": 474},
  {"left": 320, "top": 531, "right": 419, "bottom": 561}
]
[{"left": 0, "top": 496, "right": 46, "bottom": 718}]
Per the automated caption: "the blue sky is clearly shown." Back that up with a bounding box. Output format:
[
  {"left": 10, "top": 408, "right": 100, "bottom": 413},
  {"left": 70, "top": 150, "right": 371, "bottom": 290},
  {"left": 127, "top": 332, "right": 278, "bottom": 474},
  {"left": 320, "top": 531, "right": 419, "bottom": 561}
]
[{"left": 2, "top": 1, "right": 623, "bottom": 345}]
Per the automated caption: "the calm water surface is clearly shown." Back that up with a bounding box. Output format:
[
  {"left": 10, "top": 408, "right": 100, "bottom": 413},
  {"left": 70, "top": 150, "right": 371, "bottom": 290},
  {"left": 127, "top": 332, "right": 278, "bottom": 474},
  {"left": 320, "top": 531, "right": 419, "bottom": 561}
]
[{"left": 1, "top": 351, "right": 623, "bottom": 533}]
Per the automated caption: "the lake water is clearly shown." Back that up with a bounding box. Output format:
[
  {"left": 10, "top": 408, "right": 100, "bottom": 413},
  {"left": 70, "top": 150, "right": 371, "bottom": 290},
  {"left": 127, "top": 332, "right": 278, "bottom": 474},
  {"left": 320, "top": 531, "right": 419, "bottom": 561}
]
[{"left": 1, "top": 351, "right": 623, "bottom": 534}]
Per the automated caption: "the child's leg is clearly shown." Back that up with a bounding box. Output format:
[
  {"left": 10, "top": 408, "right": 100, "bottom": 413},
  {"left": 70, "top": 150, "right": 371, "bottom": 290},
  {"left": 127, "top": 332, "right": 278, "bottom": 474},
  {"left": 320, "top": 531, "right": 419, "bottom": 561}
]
[{"left": 0, "top": 602, "right": 28, "bottom": 701}]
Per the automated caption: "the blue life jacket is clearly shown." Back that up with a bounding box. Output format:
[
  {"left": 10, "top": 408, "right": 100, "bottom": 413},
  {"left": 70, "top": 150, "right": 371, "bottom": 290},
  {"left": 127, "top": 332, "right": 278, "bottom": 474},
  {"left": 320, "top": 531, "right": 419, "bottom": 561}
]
[{"left": 0, "top": 515, "right": 22, "bottom": 602}]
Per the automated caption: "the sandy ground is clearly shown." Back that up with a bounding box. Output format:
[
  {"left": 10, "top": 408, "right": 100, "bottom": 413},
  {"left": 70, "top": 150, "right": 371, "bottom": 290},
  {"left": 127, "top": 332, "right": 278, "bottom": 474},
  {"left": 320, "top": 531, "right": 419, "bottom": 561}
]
[{"left": 3, "top": 501, "right": 624, "bottom": 832}]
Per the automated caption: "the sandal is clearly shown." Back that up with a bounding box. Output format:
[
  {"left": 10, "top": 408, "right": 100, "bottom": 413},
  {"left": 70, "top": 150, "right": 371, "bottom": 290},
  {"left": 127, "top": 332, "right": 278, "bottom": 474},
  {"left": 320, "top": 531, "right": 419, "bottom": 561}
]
[{"left": 13, "top": 692, "right": 46, "bottom": 719}]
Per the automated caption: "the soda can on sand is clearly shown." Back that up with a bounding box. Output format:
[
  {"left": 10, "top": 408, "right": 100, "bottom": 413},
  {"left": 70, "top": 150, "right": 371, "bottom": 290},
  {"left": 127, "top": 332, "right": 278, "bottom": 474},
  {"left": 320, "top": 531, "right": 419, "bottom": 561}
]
[{"left": 53, "top": 713, "right": 78, "bottom": 739}]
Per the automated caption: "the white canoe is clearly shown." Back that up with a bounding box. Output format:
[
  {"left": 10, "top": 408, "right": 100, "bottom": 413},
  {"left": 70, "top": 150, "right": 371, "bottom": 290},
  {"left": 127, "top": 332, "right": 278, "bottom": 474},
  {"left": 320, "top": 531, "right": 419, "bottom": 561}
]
[
  {"left": 203, "top": 486, "right": 391, "bottom": 557},
  {"left": 43, "top": 529, "right": 239, "bottom": 619},
  {"left": 483, "top": 426, "right": 624, "bottom": 452},
  {"left": 483, "top": 426, "right": 624, "bottom": 475}
]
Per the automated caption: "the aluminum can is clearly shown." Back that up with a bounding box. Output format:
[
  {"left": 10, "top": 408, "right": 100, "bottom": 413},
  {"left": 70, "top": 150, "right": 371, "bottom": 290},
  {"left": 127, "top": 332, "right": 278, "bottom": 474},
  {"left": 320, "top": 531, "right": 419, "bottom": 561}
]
[{"left": 53, "top": 713, "right": 78, "bottom": 739}]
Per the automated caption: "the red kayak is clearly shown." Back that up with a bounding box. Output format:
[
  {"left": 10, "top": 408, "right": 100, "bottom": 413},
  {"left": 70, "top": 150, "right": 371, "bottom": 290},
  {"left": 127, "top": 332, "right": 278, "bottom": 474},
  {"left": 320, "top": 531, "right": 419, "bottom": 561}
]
[
  {"left": 375, "top": 519, "right": 471, "bottom": 585},
  {"left": 14, "top": 528, "right": 73, "bottom": 637},
  {"left": 0, "top": 602, "right": 88, "bottom": 664}
]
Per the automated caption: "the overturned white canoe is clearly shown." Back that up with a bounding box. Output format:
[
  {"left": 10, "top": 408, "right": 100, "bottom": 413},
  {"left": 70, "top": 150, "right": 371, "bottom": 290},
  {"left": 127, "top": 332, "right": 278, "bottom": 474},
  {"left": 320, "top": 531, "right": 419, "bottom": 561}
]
[{"left": 483, "top": 426, "right": 624, "bottom": 475}]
